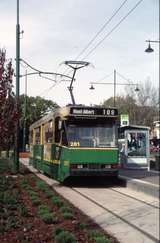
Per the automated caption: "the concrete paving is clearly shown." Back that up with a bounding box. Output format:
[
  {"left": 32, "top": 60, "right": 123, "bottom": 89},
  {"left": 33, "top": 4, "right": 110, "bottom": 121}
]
[
  {"left": 20, "top": 159, "right": 159, "bottom": 243},
  {"left": 119, "top": 168, "right": 160, "bottom": 185},
  {"left": 119, "top": 168, "right": 160, "bottom": 198}
]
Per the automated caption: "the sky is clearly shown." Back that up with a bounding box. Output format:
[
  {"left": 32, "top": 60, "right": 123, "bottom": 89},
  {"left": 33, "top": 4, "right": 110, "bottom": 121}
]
[{"left": 0, "top": 0, "right": 159, "bottom": 106}]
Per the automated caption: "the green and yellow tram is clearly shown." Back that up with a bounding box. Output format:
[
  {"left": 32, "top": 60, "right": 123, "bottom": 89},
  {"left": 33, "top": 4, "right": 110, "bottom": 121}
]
[{"left": 29, "top": 105, "right": 119, "bottom": 182}]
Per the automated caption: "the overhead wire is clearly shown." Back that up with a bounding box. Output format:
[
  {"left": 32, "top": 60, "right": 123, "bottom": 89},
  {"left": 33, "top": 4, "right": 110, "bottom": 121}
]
[
  {"left": 62, "top": 0, "right": 128, "bottom": 76},
  {"left": 39, "top": 83, "right": 57, "bottom": 97},
  {"left": 116, "top": 71, "right": 131, "bottom": 82},
  {"left": 39, "top": 0, "right": 144, "bottom": 98},
  {"left": 74, "top": 0, "right": 128, "bottom": 61},
  {"left": 61, "top": 0, "right": 144, "bottom": 91},
  {"left": 81, "top": 0, "right": 144, "bottom": 61},
  {"left": 93, "top": 71, "right": 113, "bottom": 83}
]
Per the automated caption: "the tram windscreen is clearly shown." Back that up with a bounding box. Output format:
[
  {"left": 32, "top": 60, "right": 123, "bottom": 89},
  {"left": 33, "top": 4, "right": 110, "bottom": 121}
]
[
  {"left": 66, "top": 123, "right": 116, "bottom": 147},
  {"left": 127, "top": 132, "right": 147, "bottom": 157}
]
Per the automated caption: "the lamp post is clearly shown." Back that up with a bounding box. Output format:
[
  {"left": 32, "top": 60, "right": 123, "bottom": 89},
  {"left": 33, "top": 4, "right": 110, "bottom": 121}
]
[
  {"left": 145, "top": 40, "right": 160, "bottom": 53},
  {"left": 89, "top": 71, "right": 139, "bottom": 107}
]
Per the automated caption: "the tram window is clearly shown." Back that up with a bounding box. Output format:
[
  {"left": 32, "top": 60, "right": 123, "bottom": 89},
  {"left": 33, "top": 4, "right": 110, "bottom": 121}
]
[
  {"left": 44, "top": 121, "right": 53, "bottom": 143},
  {"left": 29, "top": 130, "right": 33, "bottom": 144},
  {"left": 61, "top": 130, "right": 68, "bottom": 146},
  {"left": 35, "top": 127, "right": 40, "bottom": 144},
  {"left": 55, "top": 117, "right": 61, "bottom": 143}
]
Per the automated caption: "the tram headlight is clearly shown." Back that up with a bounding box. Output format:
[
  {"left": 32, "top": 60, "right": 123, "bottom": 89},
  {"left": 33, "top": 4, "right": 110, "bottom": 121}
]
[
  {"left": 77, "top": 164, "right": 83, "bottom": 169},
  {"left": 105, "top": 165, "right": 111, "bottom": 168}
]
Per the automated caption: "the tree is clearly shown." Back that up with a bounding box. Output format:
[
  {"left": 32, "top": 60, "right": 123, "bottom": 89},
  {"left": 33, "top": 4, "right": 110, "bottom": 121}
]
[
  {"left": 102, "top": 79, "right": 159, "bottom": 128},
  {"left": 19, "top": 95, "right": 59, "bottom": 149},
  {"left": 125, "top": 78, "right": 159, "bottom": 127},
  {"left": 102, "top": 95, "right": 139, "bottom": 124},
  {"left": 0, "top": 49, "right": 17, "bottom": 152}
]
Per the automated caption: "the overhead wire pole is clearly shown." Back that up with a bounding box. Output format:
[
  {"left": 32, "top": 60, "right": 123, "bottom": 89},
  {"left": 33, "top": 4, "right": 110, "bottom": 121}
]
[
  {"left": 114, "top": 69, "right": 116, "bottom": 107},
  {"left": 14, "top": 0, "right": 20, "bottom": 173},
  {"left": 22, "top": 70, "right": 27, "bottom": 152}
]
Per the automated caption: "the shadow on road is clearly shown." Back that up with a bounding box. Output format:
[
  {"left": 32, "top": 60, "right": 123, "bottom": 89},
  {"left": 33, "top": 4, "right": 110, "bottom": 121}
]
[{"left": 63, "top": 176, "right": 126, "bottom": 188}]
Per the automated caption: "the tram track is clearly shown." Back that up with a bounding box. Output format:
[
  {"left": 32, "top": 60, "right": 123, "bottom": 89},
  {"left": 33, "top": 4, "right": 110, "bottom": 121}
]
[
  {"left": 108, "top": 188, "right": 159, "bottom": 209},
  {"left": 69, "top": 186, "right": 159, "bottom": 243}
]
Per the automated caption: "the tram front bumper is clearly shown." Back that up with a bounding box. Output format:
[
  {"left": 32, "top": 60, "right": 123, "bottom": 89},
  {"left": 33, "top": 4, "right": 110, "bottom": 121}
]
[{"left": 69, "top": 169, "right": 118, "bottom": 177}]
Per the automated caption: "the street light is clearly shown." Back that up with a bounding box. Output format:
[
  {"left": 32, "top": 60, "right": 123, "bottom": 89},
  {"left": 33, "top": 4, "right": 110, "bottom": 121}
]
[
  {"left": 89, "top": 84, "right": 95, "bottom": 90},
  {"left": 89, "top": 70, "right": 139, "bottom": 107},
  {"left": 145, "top": 40, "right": 160, "bottom": 53},
  {"left": 62, "top": 60, "right": 91, "bottom": 105}
]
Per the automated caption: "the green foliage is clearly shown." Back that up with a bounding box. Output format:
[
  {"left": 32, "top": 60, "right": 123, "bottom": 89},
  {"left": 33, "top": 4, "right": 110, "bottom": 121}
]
[
  {"left": 87, "top": 231, "right": 112, "bottom": 243},
  {"left": 0, "top": 159, "right": 12, "bottom": 174},
  {"left": 88, "top": 230, "right": 105, "bottom": 240},
  {"left": 54, "top": 230, "right": 76, "bottom": 243},
  {"left": 51, "top": 196, "right": 64, "bottom": 208},
  {"left": 36, "top": 180, "right": 54, "bottom": 198},
  {"left": 20, "top": 178, "right": 28, "bottom": 186},
  {"left": 31, "top": 196, "right": 41, "bottom": 206},
  {"left": 0, "top": 50, "right": 17, "bottom": 150},
  {"left": 40, "top": 212, "right": 54, "bottom": 224},
  {"left": 38, "top": 205, "right": 54, "bottom": 224},
  {"left": 18, "top": 205, "right": 29, "bottom": 217},
  {"left": 54, "top": 227, "right": 64, "bottom": 236},
  {"left": 102, "top": 79, "right": 159, "bottom": 128},
  {"left": 74, "top": 222, "right": 86, "bottom": 230},
  {"left": 62, "top": 212, "right": 74, "bottom": 220},
  {"left": 5, "top": 216, "right": 20, "bottom": 230},
  {"left": 19, "top": 95, "right": 59, "bottom": 149},
  {"left": 30, "top": 175, "right": 37, "bottom": 181},
  {"left": 95, "top": 237, "right": 112, "bottom": 243},
  {"left": 45, "top": 189, "right": 54, "bottom": 198},
  {"left": 38, "top": 205, "right": 50, "bottom": 215},
  {"left": 60, "top": 206, "right": 72, "bottom": 214},
  {"left": 36, "top": 180, "right": 48, "bottom": 191}
]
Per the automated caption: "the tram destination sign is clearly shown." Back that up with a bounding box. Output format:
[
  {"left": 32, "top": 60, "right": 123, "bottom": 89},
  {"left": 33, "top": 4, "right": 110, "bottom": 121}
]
[{"left": 70, "top": 107, "right": 118, "bottom": 117}]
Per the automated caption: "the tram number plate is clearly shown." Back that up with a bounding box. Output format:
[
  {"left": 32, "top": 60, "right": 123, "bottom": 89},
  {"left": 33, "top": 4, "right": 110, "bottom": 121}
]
[{"left": 105, "top": 165, "right": 111, "bottom": 168}]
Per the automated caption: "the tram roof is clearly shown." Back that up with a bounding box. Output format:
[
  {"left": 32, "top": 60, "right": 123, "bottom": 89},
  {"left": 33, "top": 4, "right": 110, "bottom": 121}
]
[{"left": 29, "top": 104, "right": 118, "bottom": 130}]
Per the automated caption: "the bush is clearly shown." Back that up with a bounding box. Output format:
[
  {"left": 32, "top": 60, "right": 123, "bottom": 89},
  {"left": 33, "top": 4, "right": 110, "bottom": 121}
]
[
  {"left": 95, "top": 236, "right": 113, "bottom": 243},
  {"left": 60, "top": 206, "right": 72, "bottom": 214},
  {"left": 40, "top": 212, "right": 54, "bottom": 224},
  {"left": 51, "top": 196, "right": 63, "bottom": 208},
  {"left": 38, "top": 205, "right": 50, "bottom": 215},
  {"left": 38, "top": 205, "right": 54, "bottom": 224},
  {"left": 54, "top": 227, "right": 63, "bottom": 236},
  {"left": 18, "top": 205, "right": 29, "bottom": 217},
  {"left": 62, "top": 212, "right": 74, "bottom": 220},
  {"left": 31, "top": 196, "right": 41, "bottom": 206},
  {"left": 88, "top": 230, "right": 104, "bottom": 240},
  {"left": 45, "top": 190, "right": 54, "bottom": 198},
  {"left": 36, "top": 180, "right": 48, "bottom": 192},
  {"left": 54, "top": 231, "right": 76, "bottom": 243},
  {"left": 74, "top": 222, "right": 86, "bottom": 230}
]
